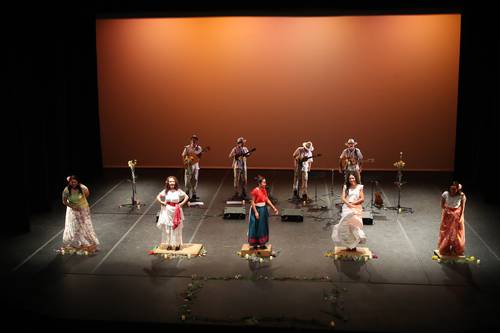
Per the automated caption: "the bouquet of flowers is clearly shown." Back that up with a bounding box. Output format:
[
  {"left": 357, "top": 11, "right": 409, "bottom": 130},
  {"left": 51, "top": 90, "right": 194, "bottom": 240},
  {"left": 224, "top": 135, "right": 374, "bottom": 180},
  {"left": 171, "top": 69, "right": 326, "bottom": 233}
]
[
  {"left": 128, "top": 159, "right": 137, "bottom": 169},
  {"left": 393, "top": 152, "right": 405, "bottom": 169}
]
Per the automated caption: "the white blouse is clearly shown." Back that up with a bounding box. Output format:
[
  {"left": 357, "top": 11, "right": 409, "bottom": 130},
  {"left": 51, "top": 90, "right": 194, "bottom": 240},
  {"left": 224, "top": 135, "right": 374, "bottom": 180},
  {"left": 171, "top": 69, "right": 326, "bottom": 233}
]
[
  {"left": 343, "top": 184, "right": 363, "bottom": 203},
  {"left": 160, "top": 189, "right": 186, "bottom": 204},
  {"left": 301, "top": 150, "right": 313, "bottom": 172},
  {"left": 442, "top": 191, "right": 464, "bottom": 208}
]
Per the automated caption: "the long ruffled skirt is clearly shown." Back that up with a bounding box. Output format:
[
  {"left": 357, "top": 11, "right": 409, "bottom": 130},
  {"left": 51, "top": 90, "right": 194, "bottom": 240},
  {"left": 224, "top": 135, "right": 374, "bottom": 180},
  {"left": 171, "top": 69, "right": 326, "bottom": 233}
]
[
  {"left": 438, "top": 207, "right": 465, "bottom": 255},
  {"left": 62, "top": 207, "right": 99, "bottom": 251},
  {"left": 248, "top": 206, "right": 269, "bottom": 246},
  {"left": 332, "top": 204, "right": 366, "bottom": 249},
  {"left": 156, "top": 205, "right": 184, "bottom": 247}
]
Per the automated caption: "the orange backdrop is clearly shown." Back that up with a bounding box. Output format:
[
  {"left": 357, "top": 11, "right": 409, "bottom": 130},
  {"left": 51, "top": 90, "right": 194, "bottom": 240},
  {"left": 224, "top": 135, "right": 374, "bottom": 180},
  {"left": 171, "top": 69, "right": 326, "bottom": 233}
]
[{"left": 96, "top": 14, "right": 460, "bottom": 170}]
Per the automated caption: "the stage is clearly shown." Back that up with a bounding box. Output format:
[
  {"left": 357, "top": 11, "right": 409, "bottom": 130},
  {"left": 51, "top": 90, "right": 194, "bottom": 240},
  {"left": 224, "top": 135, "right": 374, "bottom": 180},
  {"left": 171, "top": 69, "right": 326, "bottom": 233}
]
[{"left": 2, "top": 168, "right": 500, "bottom": 332}]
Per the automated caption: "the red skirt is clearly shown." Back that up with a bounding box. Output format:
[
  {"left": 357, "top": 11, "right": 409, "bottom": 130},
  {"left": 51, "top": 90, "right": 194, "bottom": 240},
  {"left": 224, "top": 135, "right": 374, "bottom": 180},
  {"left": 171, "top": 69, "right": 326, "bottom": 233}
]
[{"left": 438, "top": 207, "right": 465, "bottom": 255}]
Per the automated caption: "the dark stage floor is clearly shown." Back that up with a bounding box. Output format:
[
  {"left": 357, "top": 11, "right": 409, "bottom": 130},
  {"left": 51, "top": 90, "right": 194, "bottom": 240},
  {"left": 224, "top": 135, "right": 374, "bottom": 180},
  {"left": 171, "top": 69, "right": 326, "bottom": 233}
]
[{"left": 2, "top": 169, "right": 500, "bottom": 332}]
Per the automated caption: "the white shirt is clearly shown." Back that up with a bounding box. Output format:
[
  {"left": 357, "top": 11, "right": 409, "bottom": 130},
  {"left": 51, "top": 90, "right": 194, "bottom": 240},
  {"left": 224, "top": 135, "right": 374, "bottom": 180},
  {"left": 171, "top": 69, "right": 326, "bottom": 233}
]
[
  {"left": 442, "top": 191, "right": 464, "bottom": 208},
  {"left": 344, "top": 184, "right": 363, "bottom": 202},
  {"left": 159, "top": 189, "right": 187, "bottom": 204},
  {"left": 302, "top": 149, "right": 313, "bottom": 172},
  {"left": 294, "top": 147, "right": 313, "bottom": 172},
  {"left": 230, "top": 146, "right": 249, "bottom": 169}
]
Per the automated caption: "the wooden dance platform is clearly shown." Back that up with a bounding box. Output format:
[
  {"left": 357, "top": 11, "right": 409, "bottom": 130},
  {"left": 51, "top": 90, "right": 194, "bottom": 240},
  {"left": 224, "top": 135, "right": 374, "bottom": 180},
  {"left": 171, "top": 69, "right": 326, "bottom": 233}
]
[
  {"left": 333, "top": 246, "right": 373, "bottom": 260},
  {"left": 154, "top": 243, "right": 204, "bottom": 256},
  {"left": 433, "top": 249, "right": 465, "bottom": 261},
  {"left": 240, "top": 243, "right": 273, "bottom": 257}
]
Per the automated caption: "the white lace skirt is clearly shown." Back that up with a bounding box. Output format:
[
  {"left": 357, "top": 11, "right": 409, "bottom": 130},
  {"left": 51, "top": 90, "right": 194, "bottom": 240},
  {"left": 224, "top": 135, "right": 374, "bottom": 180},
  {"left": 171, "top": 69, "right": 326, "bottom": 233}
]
[{"left": 62, "top": 207, "right": 99, "bottom": 249}]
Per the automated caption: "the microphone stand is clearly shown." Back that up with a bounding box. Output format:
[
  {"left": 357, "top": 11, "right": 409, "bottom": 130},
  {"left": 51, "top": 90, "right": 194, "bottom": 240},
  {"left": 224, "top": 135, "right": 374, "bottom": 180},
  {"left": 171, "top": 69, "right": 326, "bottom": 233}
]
[
  {"left": 289, "top": 158, "right": 302, "bottom": 204},
  {"left": 234, "top": 149, "right": 253, "bottom": 201},
  {"left": 120, "top": 164, "right": 143, "bottom": 209},
  {"left": 370, "top": 179, "right": 375, "bottom": 209}
]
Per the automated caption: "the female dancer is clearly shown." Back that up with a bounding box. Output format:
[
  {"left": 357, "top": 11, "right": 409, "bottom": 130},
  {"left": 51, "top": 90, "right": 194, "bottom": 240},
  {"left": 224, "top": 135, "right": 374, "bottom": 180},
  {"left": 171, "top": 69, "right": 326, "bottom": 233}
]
[
  {"left": 156, "top": 176, "right": 189, "bottom": 251},
  {"left": 248, "top": 175, "right": 279, "bottom": 249},
  {"left": 438, "top": 181, "right": 466, "bottom": 256},
  {"left": 332, "top": 173, "right": 366, "bottom": 250},
  {"left": 61, "top": 175, "right": 99, "bottom": 254}
]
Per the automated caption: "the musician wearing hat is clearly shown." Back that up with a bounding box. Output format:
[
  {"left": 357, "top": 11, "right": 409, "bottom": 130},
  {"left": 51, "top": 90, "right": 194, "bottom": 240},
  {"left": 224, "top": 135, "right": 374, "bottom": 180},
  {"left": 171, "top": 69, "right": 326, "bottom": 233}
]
[
  {"left": 339, "top": 138, "right": 363, "bottom": 184},
  {"left": 181, "top": 135, "right": 203, "bottom": 201},
  {"left": 229, "top": 137, "right": 251, "bottom": 200},
  {"left": 293, "top": 141, "right": 314, "bottom": 201}
]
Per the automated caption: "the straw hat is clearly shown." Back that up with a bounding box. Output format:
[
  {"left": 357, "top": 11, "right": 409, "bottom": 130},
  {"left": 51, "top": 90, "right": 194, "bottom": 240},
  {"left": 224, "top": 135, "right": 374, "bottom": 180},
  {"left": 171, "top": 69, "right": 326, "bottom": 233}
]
[{"left": 302, "top": 141, "right": 314, "bottom": 151}]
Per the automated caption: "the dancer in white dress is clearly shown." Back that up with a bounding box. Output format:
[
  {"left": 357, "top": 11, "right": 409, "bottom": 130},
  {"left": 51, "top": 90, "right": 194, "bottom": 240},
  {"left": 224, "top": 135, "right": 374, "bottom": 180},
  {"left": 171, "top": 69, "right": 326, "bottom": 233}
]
[
  {"left": 332, "top": 173, "right": 367, "bottom": 250},
  {"left": 156, "top": 176, "right": 189, "bottom": 251},
  {"left": 61, "top": 175, "right": 99, "bottom": 254}
]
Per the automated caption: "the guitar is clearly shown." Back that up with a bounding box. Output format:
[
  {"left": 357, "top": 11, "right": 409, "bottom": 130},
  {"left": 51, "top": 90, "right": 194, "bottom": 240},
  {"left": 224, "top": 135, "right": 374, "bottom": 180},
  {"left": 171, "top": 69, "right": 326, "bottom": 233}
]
[
  {"left": 298, "top": 153, "right": 322, "bottom": 164},
  {"left": 341, "top": 157, "right": 375, "bottom": 171},
  {"left": 374, "top": 192, "right": 384, "bottom": 208},
  {"left": 183, "top": 146, "right": 210, "bottom": 167},
  {"left": 234, "top": 147, "right": 256, "bottom": 160},
  {"left": 296, "top": 153, "right": 322, "bottom": 174}
]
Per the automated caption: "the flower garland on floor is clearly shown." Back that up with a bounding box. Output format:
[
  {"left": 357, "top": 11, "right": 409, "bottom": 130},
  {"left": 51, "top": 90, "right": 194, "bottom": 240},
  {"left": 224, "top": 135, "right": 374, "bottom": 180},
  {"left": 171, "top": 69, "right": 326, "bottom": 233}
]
[
  {"left": 432, "top": 254, "right": 480, "bottom": 264},
  {"left": 236, "top": 250, "right": 280, "bottom": 263},
  {"left": 324, "top": 250, "right": 377, "bottom": 262},
  {"left": 179, "top": 274, "right": 348, "bottom": 329},
  {"left": 56, "top": 246, "right": 97, "bottom": 256}
]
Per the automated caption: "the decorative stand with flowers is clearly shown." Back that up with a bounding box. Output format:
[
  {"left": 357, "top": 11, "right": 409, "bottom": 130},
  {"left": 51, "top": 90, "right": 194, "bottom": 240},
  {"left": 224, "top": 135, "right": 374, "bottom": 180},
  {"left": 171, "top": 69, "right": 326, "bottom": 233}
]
[
  {"left": 386, "top": 152, "right": 413, "bottom": 214},
  {"left": 120, "top": 159, "right": 143, "bottom": 209}
]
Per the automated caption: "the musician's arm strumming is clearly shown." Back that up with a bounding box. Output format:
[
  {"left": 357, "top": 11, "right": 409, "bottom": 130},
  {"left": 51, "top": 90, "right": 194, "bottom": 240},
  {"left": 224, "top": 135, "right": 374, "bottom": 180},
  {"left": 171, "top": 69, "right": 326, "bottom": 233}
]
[
  {"left": 338, "top": 150, "right": 346, "bottom": 173},
  {"left": 293, "top": 147, "right": 302, "bottom": 158},
  {"left": 194, "top": 146, "right": 203, "bottom": 158},
  {"left": 229, "top": 147, "right": 236, "bottom": 159},
  {"left": 293, "top": 147, "right": 302, "bottom": 166}
]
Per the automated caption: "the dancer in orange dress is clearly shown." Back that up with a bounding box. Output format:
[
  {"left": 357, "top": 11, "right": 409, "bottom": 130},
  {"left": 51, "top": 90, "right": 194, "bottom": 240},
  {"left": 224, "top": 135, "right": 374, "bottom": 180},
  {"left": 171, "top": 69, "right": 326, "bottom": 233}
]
[{"left": 438, "top": 181, "right": 466, "bottom": 256}]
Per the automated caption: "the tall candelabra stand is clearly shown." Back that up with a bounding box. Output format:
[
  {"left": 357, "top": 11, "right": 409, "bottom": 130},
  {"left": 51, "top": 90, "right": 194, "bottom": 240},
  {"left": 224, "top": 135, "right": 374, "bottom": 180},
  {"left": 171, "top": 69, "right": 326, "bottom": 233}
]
[
  {"left": 120, "top": 159, "right": 143, "bottom": 209},
  {"left": 386, "top": 152, "right": 413, "bottom": 214}
]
